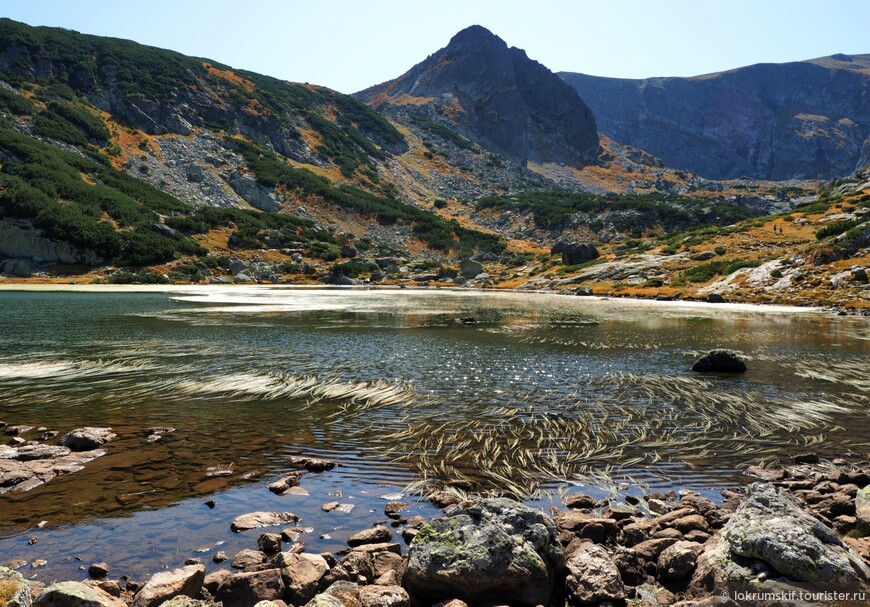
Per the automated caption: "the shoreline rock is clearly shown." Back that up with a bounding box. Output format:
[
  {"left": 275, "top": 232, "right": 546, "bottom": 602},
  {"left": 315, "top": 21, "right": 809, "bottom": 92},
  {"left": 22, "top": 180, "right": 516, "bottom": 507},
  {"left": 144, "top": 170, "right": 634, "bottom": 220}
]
[{"left": 10, "top": 455, "right": 870, "bottom": 607}]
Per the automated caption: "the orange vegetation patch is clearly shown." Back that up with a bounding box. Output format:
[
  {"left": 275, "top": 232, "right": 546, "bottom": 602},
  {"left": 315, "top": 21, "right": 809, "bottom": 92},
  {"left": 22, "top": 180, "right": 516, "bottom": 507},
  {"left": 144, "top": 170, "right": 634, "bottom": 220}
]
[
  {"left": 105, "top": 116, "right": 160, "bottom": 169},
  {"left": 506, "top": 239, "right": 548, "bottom": 255},
  {"left": 203, "top": 62, "right": 255, "bottom": 93},
  {"left": 297, "top": 126, "right": 323, "bottom": 153},
  {"left": 244, "top": 97, "right": 268, "bottom": 117},
  {"left": 196, "top": 228, "right": 232, "bottom": 251},
  {"left": 389, "top": 94, "right": 434, "bottom": 106}
]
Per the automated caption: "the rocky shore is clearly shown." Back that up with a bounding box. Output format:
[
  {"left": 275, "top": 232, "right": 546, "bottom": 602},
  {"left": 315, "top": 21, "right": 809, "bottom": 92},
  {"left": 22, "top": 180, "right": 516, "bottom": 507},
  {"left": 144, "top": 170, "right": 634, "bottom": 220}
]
[{"left": 3, "top": 449, "right": 870, "bottom": 607}]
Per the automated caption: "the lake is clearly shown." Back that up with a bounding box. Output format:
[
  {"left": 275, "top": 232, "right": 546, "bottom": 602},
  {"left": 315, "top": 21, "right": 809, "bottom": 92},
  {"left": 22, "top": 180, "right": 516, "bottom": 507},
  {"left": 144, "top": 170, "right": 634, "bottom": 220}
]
[{"left": 0, "top": 286, "right": 867, "bottom": 580}]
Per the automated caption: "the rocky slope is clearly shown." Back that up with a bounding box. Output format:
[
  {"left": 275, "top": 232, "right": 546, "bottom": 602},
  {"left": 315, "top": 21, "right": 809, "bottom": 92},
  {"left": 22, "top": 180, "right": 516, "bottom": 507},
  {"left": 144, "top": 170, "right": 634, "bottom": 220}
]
[
  {"left": 357, "top": 25, "right": 600, "bottom": 168},
  {"left": 562, "top": 54, "right": 870, "bottom": 181}
]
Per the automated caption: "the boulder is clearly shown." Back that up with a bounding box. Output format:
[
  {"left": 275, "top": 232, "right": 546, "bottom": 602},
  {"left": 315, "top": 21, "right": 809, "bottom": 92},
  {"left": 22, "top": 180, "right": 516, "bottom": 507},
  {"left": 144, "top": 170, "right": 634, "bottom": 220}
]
[
  {"left": 691, "top": 350, "right": 746, "bottom": 374},
  {"left": 565, "top": 542, "right": 625, "bottom": 604},
  {"left": 0, "top": 566, "right": 30, "bottom": 607},
  {"left": 258, "top": 534, "right": 282, "bottom": 556},
  {"left": 552, "top": 241, "right": 599, "bottom": 266},
  {"left": 340, "top": 244, "right": 358, "bottom": 258},
  {"left": 14, "top": 445, "right": 70, "bottom": 461},
  {"left": 131, "top": 565, "right": 205, "bottom": 607},
  {"left": 322, "top": 582, "right": 360, "bottom": 605},
  {"left": 230, "top": 175, "right": 282, "bottom": 212},
  {"left": 157, "top": 599, "right": 218, "bottom": 607},
  {"left": 302, "top": 595, "right": 343, "bottom": 607},
  {"left": 657, "top": 541, "right": 704, "bottom": 581},
  {"left": 59, "top": 428, "right": 116, "bottom": 451},
  {"left": 404, "top": 497, "right": 564, "bottom": 607},
  {"left": 856, "top": 486, "right": 870, "bottom": 536},
  {"left": 347, "top": 526, "right": 393, "bottom": 547},
  {"left": 232, "top": 549, "right": 266, "bottom": 570},
  {"left": 231, "top": 512, "right": 299, "bottom": 532},
  {"left": 357, "top": 586, "right": 410, "bottom": 607},
  {"left": 459, "top": 259, "right": 483, "bottom": 278},
  {"left": 277, "top": 552, "right": 328, "bottom": 605},
  {"left": 214, "top": 569, "right": 285, "bottom": 607},
  {"left": 690, "top": 483, "right": 870, "bottom": 596},
  {"left": 35, "top": 581, "right": 126, "bottom": 607}
]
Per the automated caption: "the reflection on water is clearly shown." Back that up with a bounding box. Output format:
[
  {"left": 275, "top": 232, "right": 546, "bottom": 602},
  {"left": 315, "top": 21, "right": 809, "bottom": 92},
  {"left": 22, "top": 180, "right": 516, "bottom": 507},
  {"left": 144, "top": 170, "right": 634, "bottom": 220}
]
[{"left": 0, "top": 287, "right": 867, "bottom": 579}]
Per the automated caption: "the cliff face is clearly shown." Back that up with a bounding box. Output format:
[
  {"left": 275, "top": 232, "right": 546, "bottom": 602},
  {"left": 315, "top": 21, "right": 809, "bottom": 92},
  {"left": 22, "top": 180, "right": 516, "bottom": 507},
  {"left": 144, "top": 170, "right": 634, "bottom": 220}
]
[
  {"left": 357, "top": 25, "right": 599, "bottom": 167},
  {"left": 561, "top": 54, "right": 870, "bottom": 180}
]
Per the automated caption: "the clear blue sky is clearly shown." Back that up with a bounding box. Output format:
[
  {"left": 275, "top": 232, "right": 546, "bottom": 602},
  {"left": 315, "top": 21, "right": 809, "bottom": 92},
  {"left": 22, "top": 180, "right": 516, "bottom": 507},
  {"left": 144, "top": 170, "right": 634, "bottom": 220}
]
[{"left": 2, "top": 1, "right": 868, "bottom": 93}]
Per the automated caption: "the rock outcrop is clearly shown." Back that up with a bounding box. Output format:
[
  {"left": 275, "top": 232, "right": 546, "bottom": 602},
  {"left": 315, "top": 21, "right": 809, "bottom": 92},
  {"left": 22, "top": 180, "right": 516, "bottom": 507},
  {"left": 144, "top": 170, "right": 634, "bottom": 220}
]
[
  {"left": 690, "top": 483, "right": 870, "bottom": 595},
  {"left": 561, "top": 54, "right": 870, "bottom": 180},
  {"left": 358, "top": 25, "right": 599, "bottom": 168}
]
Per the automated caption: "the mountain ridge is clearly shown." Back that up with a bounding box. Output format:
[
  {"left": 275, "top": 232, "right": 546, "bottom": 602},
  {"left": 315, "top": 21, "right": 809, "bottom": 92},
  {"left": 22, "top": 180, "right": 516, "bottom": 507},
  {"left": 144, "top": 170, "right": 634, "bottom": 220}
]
[{"left": 560, "top": 53, "right": 870, "bottom": 181}]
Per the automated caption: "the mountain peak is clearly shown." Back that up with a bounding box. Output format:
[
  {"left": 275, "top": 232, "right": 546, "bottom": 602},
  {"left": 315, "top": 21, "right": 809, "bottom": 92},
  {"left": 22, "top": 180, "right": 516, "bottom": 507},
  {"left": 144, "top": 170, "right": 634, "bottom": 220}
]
[
  {"left": 447, "top": 24, "right": 504, "bottom": 48},
  {"left": 357, "top": 28, "right": 599, "bottom": 167}
]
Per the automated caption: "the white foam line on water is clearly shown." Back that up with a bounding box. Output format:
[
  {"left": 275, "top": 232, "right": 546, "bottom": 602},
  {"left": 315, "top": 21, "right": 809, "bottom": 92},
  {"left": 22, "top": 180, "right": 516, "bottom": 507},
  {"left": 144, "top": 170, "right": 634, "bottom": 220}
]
[
  {"left": 172, "top": 371, "right": 417, "bottom": 408},
  {"left": 0, "top": 358, "right": 153, "bottom": 381}
]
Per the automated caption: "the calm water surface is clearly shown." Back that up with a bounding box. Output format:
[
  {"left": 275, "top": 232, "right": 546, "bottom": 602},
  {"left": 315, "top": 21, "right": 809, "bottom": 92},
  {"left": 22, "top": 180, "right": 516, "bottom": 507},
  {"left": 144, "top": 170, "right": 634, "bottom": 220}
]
[{"left": 0, "top": 287, "right": 867, "bottom": 580}]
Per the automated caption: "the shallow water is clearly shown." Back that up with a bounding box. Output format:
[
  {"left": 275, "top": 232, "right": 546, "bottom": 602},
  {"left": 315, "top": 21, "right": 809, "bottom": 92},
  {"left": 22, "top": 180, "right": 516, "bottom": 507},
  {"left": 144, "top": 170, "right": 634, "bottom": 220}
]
[{"left": 0, "top": 287, "right": 867, "bottom": 580}]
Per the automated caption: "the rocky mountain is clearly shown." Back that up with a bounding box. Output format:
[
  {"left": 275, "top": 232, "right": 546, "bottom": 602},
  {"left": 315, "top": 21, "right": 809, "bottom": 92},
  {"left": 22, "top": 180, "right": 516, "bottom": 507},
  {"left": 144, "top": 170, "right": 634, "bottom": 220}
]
[
  {"left": 0, "top": 18, "right": 510, "bottom": 279},
  {"left": 561, "top": 54, "right": 870, "bottom": 181},
  {"left": 357, "top": 25, "right": 600, "bottom": 168}
]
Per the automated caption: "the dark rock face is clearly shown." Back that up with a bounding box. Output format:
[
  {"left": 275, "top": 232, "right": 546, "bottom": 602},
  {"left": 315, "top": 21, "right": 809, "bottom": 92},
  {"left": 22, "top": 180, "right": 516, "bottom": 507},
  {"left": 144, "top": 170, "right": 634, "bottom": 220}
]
[
  {"left": 691, "top": 349, "right": 747, "bottom": 374},
  {"left": 551, "top": 241, "right": 599, "bottom": 266},
  {"left": 358, "top": 25, "right": 599, "bottom": 167},
  {"left": 561, "top": 54, "right": 870, "bottom": 180}
]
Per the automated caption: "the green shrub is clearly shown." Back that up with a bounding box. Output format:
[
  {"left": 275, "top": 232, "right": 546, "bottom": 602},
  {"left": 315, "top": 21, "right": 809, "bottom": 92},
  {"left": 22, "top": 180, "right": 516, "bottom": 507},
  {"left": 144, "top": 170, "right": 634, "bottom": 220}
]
[
  {"left": 107, "top": 271, "right": 170, "bottom": 284},
  {"left": 815, "top": 216, "right": 868, "bottom": 240},
  {"left": 681, "top": 259, "right": 762, "bottom": 283}
]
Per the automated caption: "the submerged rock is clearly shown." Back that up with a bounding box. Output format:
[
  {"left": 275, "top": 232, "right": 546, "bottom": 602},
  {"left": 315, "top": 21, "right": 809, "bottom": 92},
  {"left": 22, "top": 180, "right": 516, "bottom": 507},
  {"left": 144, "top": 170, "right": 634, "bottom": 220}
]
[
  {"left": 231, "top": 511, "right": 299, "bottom": 532},
  {"left": 691, "top": 349, "right": 746, "bottom": 373},
  {"left": 59, "top": 428, "right": 116, "bottom": 452},
  {"left": 404, "top": 497, "right": 564, "bottom": 607}
]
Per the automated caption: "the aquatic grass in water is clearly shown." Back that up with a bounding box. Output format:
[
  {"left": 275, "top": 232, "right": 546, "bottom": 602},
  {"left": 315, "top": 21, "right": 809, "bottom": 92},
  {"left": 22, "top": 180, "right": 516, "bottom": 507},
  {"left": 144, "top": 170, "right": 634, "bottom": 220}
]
[{"left": 0, "top": 288, "right": 866, "bottom": 505}]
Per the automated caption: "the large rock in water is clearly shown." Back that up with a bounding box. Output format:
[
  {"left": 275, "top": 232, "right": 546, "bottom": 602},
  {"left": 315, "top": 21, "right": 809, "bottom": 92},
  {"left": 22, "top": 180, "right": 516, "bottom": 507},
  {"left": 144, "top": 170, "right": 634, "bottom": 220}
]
[
  {"left": 403, "top": 497, "right": 565, "bottom": 606},
  {"left": 0, "top": 566, "right": 31, "bottom": 607},
  {"left": 690, "top": 483, "right": 870, "bottom": 596},
  {"left": 551, "top": 241, "right": 599, "bottom": 266},
  {"left": 60, "top": 427, "right": 116, "bottom": 451},
  {"left": 691, "top": 349, "right": 747, "bottom": 374},
  {"left": 231, "top": 511, "right": 299, "bottom": 532}
]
